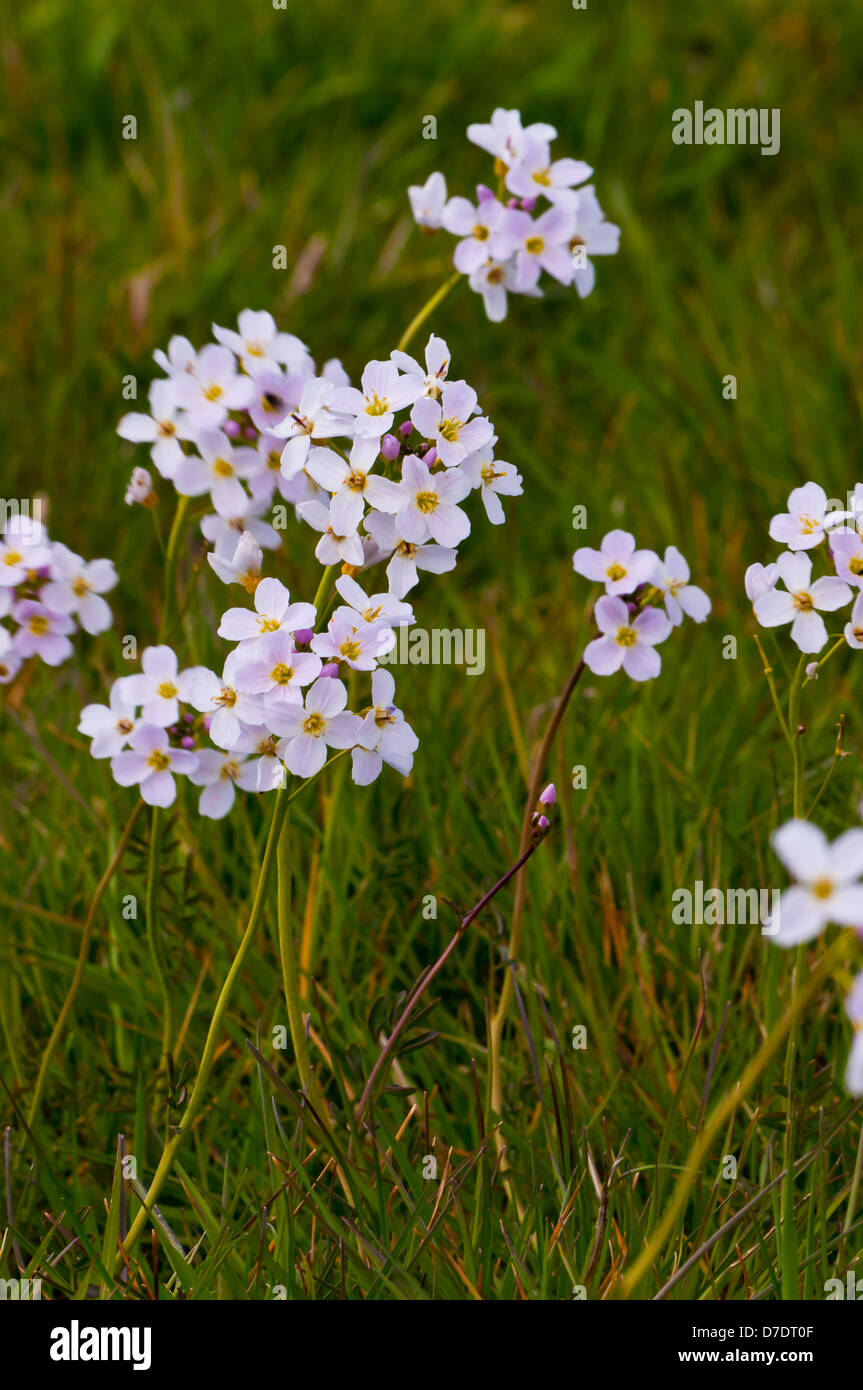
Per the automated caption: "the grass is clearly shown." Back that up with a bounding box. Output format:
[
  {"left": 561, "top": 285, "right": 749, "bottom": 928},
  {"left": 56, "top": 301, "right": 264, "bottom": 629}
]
[{"left": 2, "top": 0, "right": 863, "bottom": 1300}]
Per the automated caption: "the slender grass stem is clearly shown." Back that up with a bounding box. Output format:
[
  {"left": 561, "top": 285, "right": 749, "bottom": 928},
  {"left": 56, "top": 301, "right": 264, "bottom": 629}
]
[
  {"left": 26, "top": 800, "right": 144, "bottom": 1129},
  {"left": 276, "top": 809, "right": 311, "bottom": 1090},
  {"left": 145, "top": 807, "right": 173, "bottom": 1065},
  {"left": 397, "top": 272, "right": 462, "bottom": 354},
  {"left": 620, "top": 931, "right": 850, "bottom": 1296},
  {"left": 160, "top": 494, "right": 190, "bottom": 642},
  {"left": 488, "top": 657, "right": 585, "bottom": 1122}
]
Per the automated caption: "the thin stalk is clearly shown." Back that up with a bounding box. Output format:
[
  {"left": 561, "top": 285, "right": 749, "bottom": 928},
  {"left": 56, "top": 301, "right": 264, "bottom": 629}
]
[
  {"left": 276, "top": 809, "right": 311, "bottom": 1089},
  {"left": 753, "top": 635, "right": 794, "bottom": 754},
  {"left": 356, "top": 835, "right": 548, "bottom": 1120},
  {"left": 118, "top": 761, "right": 342, "bottom": 1267},
  {"left": 620, "top": 931, "right": 850, "bottom": 1296},
  {"left": 788, "top": 655, "right": 806, "bottom": 818},
  {"left": 160, "top": 494, "right": 190, "bottom": 642},
  {"left": 397, "top": 272, "right": 462, "bottom": 354},
  {"left": 145, "top": 807, "right": 173, "bottom": 1064},
  {"left": 489, "top": 657, "right": 585, "bottom": 1121},
  {"left": 27, "top": 801, "right": 144, "bottom": 1128}
]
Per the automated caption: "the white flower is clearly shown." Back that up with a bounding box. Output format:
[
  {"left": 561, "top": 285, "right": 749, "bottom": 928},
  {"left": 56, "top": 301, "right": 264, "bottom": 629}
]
[
  {"left": 271, "top": 677, "right": 362, "bottom": 778},
  {"left": 173, "top": 430, "right": 258, "bottom": 515},
  {"left": 207, "top": 530, "right": 263, "bottom": 592},
  {"left": 41, "top": 545, "right": 117, "bottom": 635},
  {"left": 296, "top": 499, "right": 364, "bottom": 566},
  {"left": 352, "top": 669, "right": 419, "bottom": 785},
  {"left": 504, "top": 137, "right": 592, "bottom": 203},
  {"left": 272, "top": 378, "right": 353, "bottom": 477},
  {"left": 212, "top": 310, "right": 312, "bottom": 377},
  {"left": 311, "top": 609, "right": 389, "bottom": 672},
  {"left": 393, "top": 456, "right": 471, "bottom": 547},
  {"left": 744, "top": 562, "right": 779, "bottom": 603},
  {"left": 651, "top": 546, "right": 711, "bottom": 626},
  {"left": 79, "top": 682, "right": 139, "bottom": 758},
  {"left": 845, "top": 591, "right": 863, "bottom": 650},
  {"left": 306, "top": 439, "right": 403, "bottom": 533},
  {"left": 753, "top": 551, "right": 852, "bottom": 653},
  {"left": 466, "top": 109, "right": 557, "bottom": 167},
  {"left": 467, "top": 258, "right": 523, "bottom": 323},
  {"left": 410, "top": 381, "right": 493, "bottom": 467},
  {"left": 583, "top": 597, "right": 671, "bottom": 682},
  {"left": 460, "top": 443, "right": 523, "bottom": 525},
  {"left": 217, "top": 577, "right": 316, "bottom": 650},
  {"left": 573, "top": 529, "right": 658, "bottom": 596},
  {"left": 117, "top": 380, "right": 194, "bottom": 480},
  {"left": 768, "top": 482, "right": 850, "bottom": 552},
  {"left": 332, "top": 573, "right": 414, "bottom": 631},
  {"left": 770, "top": 819, "right": 863, "bottom": 947},
  {"left": 0, "top": 628, "right": 22, "bottom": 684},
  {"left": 187, "top": 748, "right": 260, "bottom": 819},
  {"left": 844, "top": 973, "right": 863, "bottom": 1095},
  {"left": 11, "top": 601, "right": 74, "bottom": 666},
  {"left": 390, "top": 335, "right": 451, "bottom": 400},
  {"left": 505, "top": 206, "right": 576, "bottom": 290},
  {"left": 330, "top": 361, "right": 420, "bottom": 440},
  {"left": 187, "top": 651, "right": 265, "bottom": 750},
  {"left": 233, "top": 631, "right": 321, "bottom": 714},
  {"left": 124, "top": 645, "right": 202, "bottom": 727},
  {"left": 201, "top": 494, "right": 281, "bottom": 553},
  {"left": 171, "top": 344, "right": 256, "bottom": 427},
  {"left": 363, "top": 512, "right": 458, "bottom": 597},
  {"left": 125, "top": 466, "right": 155, "bottom": 506},
  {"left": 0, "top": 527, "right": 51, "bottom": 586},
  {"left": 565, "top": 185, "right": 621, "bottom": 298},
  {"left": 441, "top": 197, "right": 510, "bottom": 274},
  {"left": 408, "top": 171, "right": 448, "bottom": 229},
  {"left": 111, "top": 724, "right": 198, "bottom": 807}
]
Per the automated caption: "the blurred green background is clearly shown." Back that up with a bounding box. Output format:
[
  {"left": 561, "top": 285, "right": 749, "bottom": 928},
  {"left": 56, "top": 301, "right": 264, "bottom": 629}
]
[{"left": 2, "top": 0, "right": 863, "bottom": 1299}]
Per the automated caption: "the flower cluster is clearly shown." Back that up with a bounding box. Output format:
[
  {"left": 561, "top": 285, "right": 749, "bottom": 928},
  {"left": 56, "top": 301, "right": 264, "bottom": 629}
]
[
  {"left": 408, "top": 108, "right": 620, "bottom": 320},
  {"left": 0, "top": 513, "right": 117, "bottom": 684},
  {"left": 768, "top": 817, "right": 863, "bottom": 1095},
  {"left": 573, "top": 531, "right": 710, "bottom": 681},
  {"left": 747, "top": 481, "right": 863, "bottom": 655},
  {"left": 89, "top": 317, "right": 525, "bottom": 816},
  {"left": 118, "top": 320, "right": 522, "bottom": 592}
]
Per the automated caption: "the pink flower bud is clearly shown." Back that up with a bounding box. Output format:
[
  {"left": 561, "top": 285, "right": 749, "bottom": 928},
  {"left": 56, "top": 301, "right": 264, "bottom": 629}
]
[
  {"left": 244, "top": 427, "right": 257, "bottom": 440},
  {"left": 537, "top": 815, "right": 550, "bottom": 831},
  {"left": 320, "top": 662, "right": 339, "bottom": 679},
  {"left": 421, "top": 447, "right": 437, "bottom": 467},
  {"left": 399, "top": 420, "right": 413, "bottom": 438},
  {"left": 476, "top": 184, "right": 495, "bottom": 203},
  {"left": 181, "top": 736, "right": 195, "bottom": 750},
  {"left": 224, "top": 420, "right": 241, "bottom": 438},
  {"left": 539, "top": 783, "right": 556, "bottom": 806},
  {"left": 381, "top": 433, "right": 400, "bottom": 460},
  {"left": 293, "top": 627, "right": 314, "bottom": 646},
  {"left": 519, "top": 197, "right": 537, "bottom": 213}
]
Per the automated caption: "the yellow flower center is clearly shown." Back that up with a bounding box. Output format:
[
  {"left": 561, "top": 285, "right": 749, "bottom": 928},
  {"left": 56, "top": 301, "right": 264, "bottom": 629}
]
[
  {"left": 849, "top": 557, "right": 863, "bottom": 575},
  {"left": 117, "top": 719, "right": 134, "bottom": 735},
  {"left": 72, "top": 576, "right": 90, "bottom": 597},
  {"left": 812, "top": 878, "right": 833, "bottom": 900},
  {"left": 438, "top": 419, "right": 462, "bottom": 442},
  {"left": 220, "top": 760, "right": 240, "bottom": 781},
  {"left": 267, "top": 451, "right": 281, "bottom": 471},
  {"left": 365, "top": 393, "right": 389, "bottom": 417},
  {"left": 487, "top": 267, "right": 505, "bottom": 284},
  {"left": 4, "top": 551, "right": 21, "bottom": 567},
  {"left": 158, "top": 420, "right": 176, "bottom": 437},
  {"left": 303, "top": 712, "right": 326, "bottom": 737},
  {"left": 415, "top": 490, "right": 439, "bottom": 514},
  {"left": 157, "top": 681, "right": 178, "bottom": 699},
  {"left": 616, "top": 626, "right": 637, "bottom": 648},
  {"left": 147, "top": 749, "right": 171, "bottom": 772},
  {"left": 346, "top": 470, "right": 367, "bottom": 492},
  {"left": 257, "top": 616, "right": 281, "bottom": 633},
  {"left": 792, "top": 591, "right": 814, "bottom": 612},
  {"left": 525, "top": 236, "right": 545, "bottom": 254},
  {"left": 340, "top": 639, "right": 362, "bottom": 661},
  {"left": 213, "top": 458, "right": 234, "bottom": 477},
  {"left": 473, "top": 224, "right": 490, "bottom": 241},
  {"left": 532, "top": 169, "right": 551, "bottom": 186},
  {"left": 605, "top": 563, "right": 626, "bottom": 582},
  {"left": 396, "top": 541, "right": 417, "bottom": 558},
  {"left": 271, "top": 663, "right": 294, "bottom": 684},
  {"left": 28, "top": 614, "right": 49, "bottom": 635},
  {"left": 203, "top": 384, "right": 223, "bottom": 402},
  {"left": 215, "top": 687, "right": 237, "bottom": 708},
  {"left": 241, "top": 571, "right": 261, "bottom": 594}
]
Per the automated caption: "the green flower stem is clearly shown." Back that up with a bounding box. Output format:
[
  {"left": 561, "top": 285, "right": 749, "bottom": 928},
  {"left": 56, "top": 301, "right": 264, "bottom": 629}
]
[
  {"left": 118, "top": 761, "right": 343, "bottom": 1269},
  {"left": 397, "top": 272, "right": 462, "bottom": 354},
  {"left": 621, "top": 931, "right": 851, "bottom": 1297},
  {"left": 160, "top": 493, "right": 190, "bottom": 642},
  {"left": 788, "top": 655, "right": 806, "bottom": 818},
  {"left": 27, "top": 800, "right": 144, "bottom": 1130},
  {"left": 146, "top": 807, "right": 173, "bottom": 1065},
  {"left": 276, "top": 808, "right": 312, "bottom": 1091}
]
